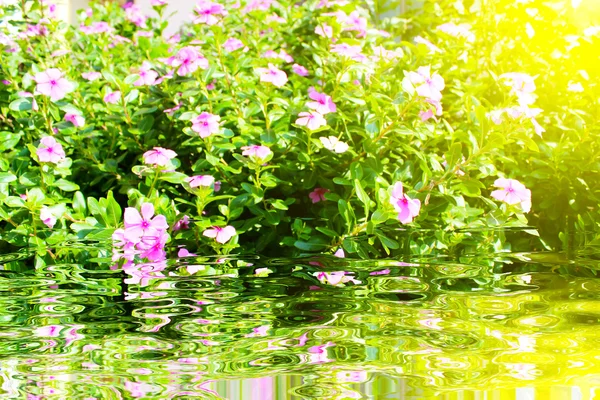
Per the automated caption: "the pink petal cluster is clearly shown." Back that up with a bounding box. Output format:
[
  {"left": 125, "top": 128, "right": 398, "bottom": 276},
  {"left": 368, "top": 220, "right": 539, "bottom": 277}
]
[
  {"left": 315, "top": 23, "right": 333, "bottom": 38},
  {"left": 79, "top": 21, "right": 113, "bottom": 35},
  {"left": 407, "top": 66, "right": 445, "bottom": 102},
  {"left": 143, "top": 147, "right": 177, "bottom": 167},
  {"left": 244, "top": 0, "right": 274, "bottom": 13},
  {"left": 185, "top": 175, "right": 215, "bottom": 188},
  {"left": 203, "top": 225, "right": 237, "bottom": 244},
  {"left": 292, "top": 63, "right": 309, "bottom": 77},
  {"left": 103, "top": 91, "right": 121, "bottom": 104},
  {"left": 124, "top": 3, "right": 148, "bottom": 28},
  {"left": 309, "top": 187, "right": 329, "bottom": 203},
  {"left": 314, "top": 271, "right": 361, "bottom": 286},
  {"left": 389, "top": 182, "right": 421, "bottom": 224},
  {"left": 34, "top": 68, "right": 74, "bottom": 102},
  {"left": 242, "top": 144, "right": 272, "bottom": 160},
  {"left": 165, "top": 47, "right": 209, "bottom": 77},
  {"left": 37, "top": 137, "right": 65, "bottom": 164},
  {"left": 500, "top": 72, "right": 536, "bottom": 105},
  {"left": 330, "top": 44, "right": 366, "bottom": 62},
  {"left": 257, "top": 63, "right": 288, "bottom": 87},
  {"left": 40, "top": 206, "right": 56, "bottom": 228},
  {"left": 64, "top": 113, "right": 85, "bottom": 127},
  {"left": 307, "top": 88, "right": 336, "bottom": 114},
  {"left": 491, "top": 178, "right": 531, "bottom": 213},
  {"left": 223, "top": 38, "right": 244, "bottom": 52},
  {"left": 191, "top": 112, "right": 221, "bottom": 138},
  {"left": 342, "top": 11, "right": 367, "bottom": 37},
  {"left": 81, "top": 71, "right": 102, "bottom": 81},
  {"left": 193, "top": 0, "right": 227, "bottom": 25},
  {"left": 489, "top": 106, "right": 545, "bottom": 136},
  {"left": 296, "top": 111, "right": 327, "bottom": 130},
  {"left": 113, "top": 203, "right": 170, "bottom": 266},
  {"left": 134, "top": 62, "right": 159, "bottom": 86}
]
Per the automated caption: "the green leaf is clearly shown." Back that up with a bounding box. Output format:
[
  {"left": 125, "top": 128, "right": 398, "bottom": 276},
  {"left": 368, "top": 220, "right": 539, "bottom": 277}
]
[
  {"left": 9, "top": 98, "right": 32, "bottom": 111},
  {"left": 73, "top": 191, "right": 87, "bottom": 216},
  {"left": 105, "top": 191, "right": 122, "bottom": 228},
  {"left": 353, "top": 179, "right": 371, "bottom": 214},
  {"left": 0, "top": 172, "right": 17, "bottom": 183},
  {"left": 53, "top": 179, "right": 80, "bottom": 191}
]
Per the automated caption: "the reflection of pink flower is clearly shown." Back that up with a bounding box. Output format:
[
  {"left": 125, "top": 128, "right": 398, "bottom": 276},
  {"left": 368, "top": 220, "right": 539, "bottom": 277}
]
[
  {"left": 491, "top": 178, "right": 531, "bottom": 212},
  {"left": 143, "top": 147, "right": 177, "bottom": 167},
  {"left": 37, "top": 136, "right": 65, "bottom": 163},
  {"left": 390, "top": 182, "right": 421, "bottom": 224},
  {"left": 203, "top": 226, "right": 237, "bottom": 244},
  {"left": 292, "top": 63, "right": 309, "bottom": 77},
  {"left": 308, "top": 342, "right": 335, "bottom": 363},
  {"left": 257, "top": 63, "right": 288, "bottom": 87},
  {"left": 334, "top": 248, "right": 345, "bottom": 258},
  {"left": 309, "top": 187, "right": 329, "bottom": 203},
  {"left": 34, "top": 68, "right": 74, "bottom": 101},
  {"left": 314, "top": 271, "right": 361, "bottom": 286}
]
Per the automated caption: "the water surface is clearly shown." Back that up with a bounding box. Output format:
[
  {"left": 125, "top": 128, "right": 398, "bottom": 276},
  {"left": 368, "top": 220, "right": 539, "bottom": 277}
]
[{"left": 1, "top": 248, "right": 600, "bottom": 399}]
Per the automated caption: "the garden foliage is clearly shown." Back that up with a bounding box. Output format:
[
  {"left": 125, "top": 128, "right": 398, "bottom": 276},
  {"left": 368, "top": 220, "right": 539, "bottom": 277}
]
[{"left": 0, "top": 0, "right": 598, "bottom": 260}]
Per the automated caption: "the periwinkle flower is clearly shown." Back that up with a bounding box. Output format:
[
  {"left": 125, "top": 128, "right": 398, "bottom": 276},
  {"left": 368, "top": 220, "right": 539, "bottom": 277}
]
[
  {"left": 389, "top": 182, "right": 421, "bottom": 224},
  {"left": 491, "top": 178, "right": 531, "bottom": 213},
  {"left": 256, "top": 63, "right": 288, "bottom": 87},
  {"left": 191, "top": 112, "right": 221, "bottom": 138},
  {"left": 143, "top": 147, "right": 177, "bottom": 167},
  {"left": 307, "top": 88, "right": 337, "bottom": 114},
  {"left": 37, "top": 137, "right": 65, "bottom": 164},
  {"left": 34, "top": 68, "right": 74, "bottom": 102},
  {"left": 203, "top": 226, "right": 237, "bottom": 244},
  {"left": 296, "top": 111, "right": 327, "bottom": 130}
]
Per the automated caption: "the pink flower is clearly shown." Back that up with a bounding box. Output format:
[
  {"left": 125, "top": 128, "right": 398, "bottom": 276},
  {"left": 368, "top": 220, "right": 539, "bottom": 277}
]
[
  {"left": 193, "top": 0, "right": 226, "bottom": 25},
  {"left": 390, "top": 182, "right": 421, "bottom": 224},
  {"left": 79, "top": 21, "right": 114, "bottom": 35},
  {"left": 82, "top": 72, "right": 102, "bottom": 81},
  {"left": 139, "top": 231, "right": 169, "bottom": 261},
  {"left": 414, "top": 36, "right": 442, "bottom": 54},
  {"left": 40, "top": 206, "right": 56, "bottom": 228},
  {"left": 334, "top": 248, "right": 345, "bottom": 258},
  {"left": 185, "top": 175, "right": 215, "bottom": 188},
  {"left": 307, "top": 89, "right": 337, "bottom": 114},
  {"left": 125, "top": 4, "right": 147, "bottom": 28},
  {"left": 34, "top": 68, "right": 74, "bottom": 102},
  {"left": 134, "top": 62, "right": 158, "bottom": 86},
  {"left": 330, "top": 44, "right": 366, "bottom": 62},
  {"left": 257, "top": 63, "right": 288, "bottom": 87},
  {"left": 166, "top": 47, "right": 209, "bottom": 76},
  {"left": 191, "top": 112, "right": 221, "bottom": 138},
  {"left": 103, "top": 91, "right": 121, "bottom": 104},
  {"left": 124, "top": 203, "right": 169, "bottom": 242},
  {"left": 64, "top": 113, "right": 84, "bottom": 127},
  {"left": 173, "top": 215, "right": 190, "bottom": 231},
  {"left": 309, "top": 187, "right": 329, "bottom": 203},
  {"left": 223, "top": 38, "right": 244, "bottom": 52},
  {"left": 407, "top": 66, "right": 445, "bottom": 102},
  {"left": 244, "top": 0, "right": 273, "bottom": 12},
  {"left": 343, "top": 11, "right": 367, "bottom": 37},
  {"left": 292, "top": 63, "right": 309, "bottom": 77},
  {"left": 203, "top": 226, "right": 236, "bottom": 244},
  {"left": 151, "top": 0, "right": 167, "bottom": 5},
  {"left": 37, "top": 136, "right": 65, "bottom": 163},
  {"left": 491, "top": 178, "right": 531, "bottom": 212},
  {"left": 319, "top": 136, "right": 348, "bottom": 153},
  {"left": 500, "top": 72, "right": 536, "bottom": 105},
  {"left": 266, "top": 13, "right": 285, "bottom": 23},
  {"left": 296, "top": 111, "right": 327, "bottom": 130},
  {"left": 143, "top": 147, "right": 177, "bottom": 166},
  {"left": 315, "top": 23, "right": 333, "bottom": 38},
  {"left": 164, "top": 103, "right": 182, "bottom": 115},
  {"left": 279, "top": 49, "right": 294, "bottom": 63},
  {"left": 242, "top": 145, "right": 272, "bottom": 160}
]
